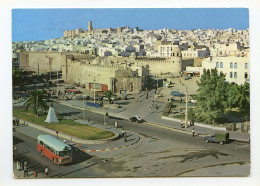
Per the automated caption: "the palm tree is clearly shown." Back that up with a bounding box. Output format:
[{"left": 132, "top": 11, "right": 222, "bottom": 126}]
[
  {"left": 234, "top": 83, "right": 250, "bottom": 112},
  {"left": 24, "top": 89, "right": 49, "bottom": 116},
  {"left": 103, "top": 90, "right": 114, "bottom": 104}
]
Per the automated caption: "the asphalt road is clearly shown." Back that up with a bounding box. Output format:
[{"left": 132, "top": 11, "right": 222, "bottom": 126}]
[{"left": 47, "top": 102, "right": 250, "bottom": 177}]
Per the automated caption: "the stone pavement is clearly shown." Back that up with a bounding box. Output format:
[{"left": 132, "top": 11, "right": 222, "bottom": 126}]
[{"left": 57, "top": 89, "right": 250, "bottom": 143}]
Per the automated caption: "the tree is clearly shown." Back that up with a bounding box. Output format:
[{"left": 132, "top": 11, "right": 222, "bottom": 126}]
[
  {"left": 12, "top": 67, "right": 24, "bottom": 90},
  {"left": 188, "top": 108, "right": 196, "bottom": 121},
  {"left": 103, "top": 90, "right": 114, "bottom": 104},
  {"left": 233, "top": 83, "right": 250, "bottom": 112},
  {"left": 196, "top": 69, "right": 228, "bottom": 124},
  {"left": 24, "top": 89, "right": 49, "bottom": 116},
  {"left": 226, "top": 82, "right": 250, "bottom": 113}
]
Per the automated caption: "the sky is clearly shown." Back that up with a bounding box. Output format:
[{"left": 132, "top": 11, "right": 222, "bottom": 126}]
[{"left": 12, "top": 8, "right": 249, "bottom": 42}]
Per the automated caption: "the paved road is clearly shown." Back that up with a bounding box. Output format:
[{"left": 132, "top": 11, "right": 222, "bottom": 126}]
[{"left": 13, "top": 102, "right": 250, "bottom": 177}]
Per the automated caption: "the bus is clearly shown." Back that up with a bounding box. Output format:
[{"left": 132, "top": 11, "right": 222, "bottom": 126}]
[{"left": 37, "top": 135, "right": 72, "bottom": 165}]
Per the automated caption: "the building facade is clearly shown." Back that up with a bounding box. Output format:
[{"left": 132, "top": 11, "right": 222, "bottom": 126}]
[{"left": 201, "top": 56, "right": 249, "bottom": 85}]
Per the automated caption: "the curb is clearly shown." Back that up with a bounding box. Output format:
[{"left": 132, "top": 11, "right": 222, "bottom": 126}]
[
  {"left": 18, "top": 119, "right": 119, "bottom": 145},
  {"left": 57, "top": 101, "right": 250, "bottom": 143},
  {"left": 79, "top": 136, "right": 140, "bottom": 152}
]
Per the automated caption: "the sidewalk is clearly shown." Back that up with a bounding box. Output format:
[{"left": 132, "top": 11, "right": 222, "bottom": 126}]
[{"left": 57, "top": 93, "right": 250, "bottom": 143}]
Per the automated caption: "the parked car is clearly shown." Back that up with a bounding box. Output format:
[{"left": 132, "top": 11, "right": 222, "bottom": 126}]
[
  {"left": 130, "top": 116, "right": 144, "bottom": 123},
  {"left": 170, "top": 91, "right": 184, "bottom": 97},
  {"left": 204, "top": 133, "right": 230, "bottom": 145},
  {"left": 103, "top": 96, "right": 118, "bottom": 101}
]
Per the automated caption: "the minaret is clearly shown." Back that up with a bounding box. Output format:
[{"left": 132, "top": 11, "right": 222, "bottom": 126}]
[{"left": 88, "top": 21, "right": 93, "bottom": 31}]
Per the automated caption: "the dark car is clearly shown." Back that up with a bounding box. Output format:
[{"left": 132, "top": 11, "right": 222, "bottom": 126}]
[
  {"left": 204, "top": 133, "right": 229, "bottom": 145},
  {"left": 170, "top": 91, "right": 184, "bottom": 97},
  {"left": 130, "top": 116, "right": 144, "bottom": 123}
]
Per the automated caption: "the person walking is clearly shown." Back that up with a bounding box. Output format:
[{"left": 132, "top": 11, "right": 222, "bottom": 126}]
[
  {"left": 115, "top": 121, "right": 118, "bottom": 128},
  {"left": 44, "top": 167, "right": 48, "bottom": 178},
  {"left": 20, "top": 159, "right": 24, "bottom": 170},
  {"left": 121, "top": 129, "right": 125, "bottom": 139},
  {"left": 156, "top": 105, "right": 159, "bottom": 113},
  {"left": 13, "top": 146, "right": 17, "bottom": 158},
  {"left": 124, "top": 130, "right": 127, "bottom": 142},
  {"left": 192, "top": 128, "right": 195, "bottom": 137},
  {"left": 24, "top": 161, "right": 28, "bottom": 177},
  {"left": 16, "top": 160, "right": 20, "bottom": 171}
]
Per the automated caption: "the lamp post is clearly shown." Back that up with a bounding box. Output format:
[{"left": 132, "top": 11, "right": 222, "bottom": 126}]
[
  {"left": 181, "top": 83, "right": 188, "bottom": 128},
  {"left": 83, "top": 90, "right": 85, "bottom": 120},
  {"left": 93, "top": 76, "right": 96, "bottom": 103}
]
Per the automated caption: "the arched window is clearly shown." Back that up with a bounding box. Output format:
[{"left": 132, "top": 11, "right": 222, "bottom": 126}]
[
  {"left": 216, "top": 62, "right": 219, "bottom": 68},
  {"left": 234, "top": 72, "right": 237, "bottom": 78},
  {"left": 234, "top": 62, "right": 237, "bottom": 69},
  {"left": 245, "top": 63, "right": 248, "bottom": 69},
  {"left": 230, "top": 62, "right": 233, "bottom": 68},
  {"left": 230, "top": 72, "right": 233, "bottom": 78},
  {"left": 245, "top": 72, "right": 248, "bottom": 79},
  {"left": 220, "top": 62, "right": 223, "bottom": 68}
]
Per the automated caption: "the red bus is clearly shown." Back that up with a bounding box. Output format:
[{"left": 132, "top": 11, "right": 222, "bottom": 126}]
[{"left": 37, "top": 135, "right": 72, "bottom": 165}]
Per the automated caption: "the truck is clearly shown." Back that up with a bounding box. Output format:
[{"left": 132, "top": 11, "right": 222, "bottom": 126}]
[{"left": 204, "top": 132, "right": 230, "bottom": 145}]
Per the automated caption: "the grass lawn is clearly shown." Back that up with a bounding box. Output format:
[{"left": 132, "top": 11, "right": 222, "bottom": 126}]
[{"left": 13, "top": 108, "right": 114, "bottom": 140}]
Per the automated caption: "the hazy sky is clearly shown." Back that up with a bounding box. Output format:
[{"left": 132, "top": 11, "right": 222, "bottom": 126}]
[{"left": 12, "top": 8, "right": 249, "bottom": 42}]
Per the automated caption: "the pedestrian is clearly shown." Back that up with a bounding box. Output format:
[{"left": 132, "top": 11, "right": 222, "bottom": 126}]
[
  {"left": 24, "top": 160, "right": 27, "bottom": 171},
  {"left": 124, "top": 130, "right": 127, "bottom": 142},
  {"left": 20, "top": 159, "right": 24, "bottom": 170},
  {"left": 13, "top": 146, "right": 17, "bottom": 158},
  {"left": 156, "top": 105, "right": 159, "bottom": 113},
  {"left": 16, "top": 160, "right": 20, "bottom": 171},
  {"left": 192, "top": 128, "right": 195, "bottom": 137},
  {"left": 115, "top": 121, "right": 118, "bottom": 128},
  {"left": 24, "top": 166, "right": 28, "bottom": 177},
  {"left": 150, "top": 107, "right": 152, "bottom": 114},
  {"left": 44, "top": 167, "right": 48, "bottom": 178},
  {"left": 121, "top": 129, "right": 125, "bottom": 138},
  {"left": 17, "top": 117, "right": 20, "bottom": 125}
]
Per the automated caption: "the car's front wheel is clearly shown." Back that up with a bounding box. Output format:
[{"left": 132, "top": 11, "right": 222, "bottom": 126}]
[{"left": 205, "top": 139, "right": 209, "bottom": 143}]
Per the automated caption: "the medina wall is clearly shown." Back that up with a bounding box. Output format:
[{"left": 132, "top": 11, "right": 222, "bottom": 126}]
[{"left": 19, "top": 52, "right": 66, "bottom": 74}]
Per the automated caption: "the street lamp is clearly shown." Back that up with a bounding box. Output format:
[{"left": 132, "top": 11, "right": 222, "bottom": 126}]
[
  {"left": 181, "top": 83, "right": 188, "bottom": 128},
  {"left": 83, "top": 90, "right": 86, "bottom": 120},
  {"left": 89, "top": 75, "right": 97, "bottom": 103}
]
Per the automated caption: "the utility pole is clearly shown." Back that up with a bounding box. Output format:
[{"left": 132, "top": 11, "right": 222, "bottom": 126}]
[
  {"left": 93, "top": 76, "right": 96, "bottom": 103},
  {"left": 184, "top": 85, "right": 188, "bottom": 128},
  {"left": 57, "top": 70, "right": 59, "bottom": 94},
  {"left": 83, "top": 91, "right": 85, "bottom": 120}
]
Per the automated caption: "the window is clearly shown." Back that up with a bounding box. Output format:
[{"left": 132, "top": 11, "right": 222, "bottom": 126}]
[
  {"left": 171, "top": 47, "right": 172, "bottom": 51},
  {"left": 167, "top": 47, "right": 169, "bottom": 52},
  {"left": 173, "top": 53, "right": 175, "bottom": 56},
  {"left": 234, "top": 72, "right": 237, "bottom": 78},
  {"left": 230, "top": 72, "right": 233, "bottom": 78},
  {"left": 220, "top": 62, "right": 223, "bottom": 68},
  {"left": 230, "top": 62, "right": 233, "bottom": 68},
  {"left": 234, "top": 62, "right": 237, "bottom": 69},
  {"left": 245, "top": 63, "right": 248, "bottom": 69},
  {"left": 177, "top": 53, "right": 179, "bottom": 56},
  {"left": 245, "top": 72, "right": 248, "bottom": 79},
  {"left": 216, "top": 62, "right": 219, "bottom": 68}
]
